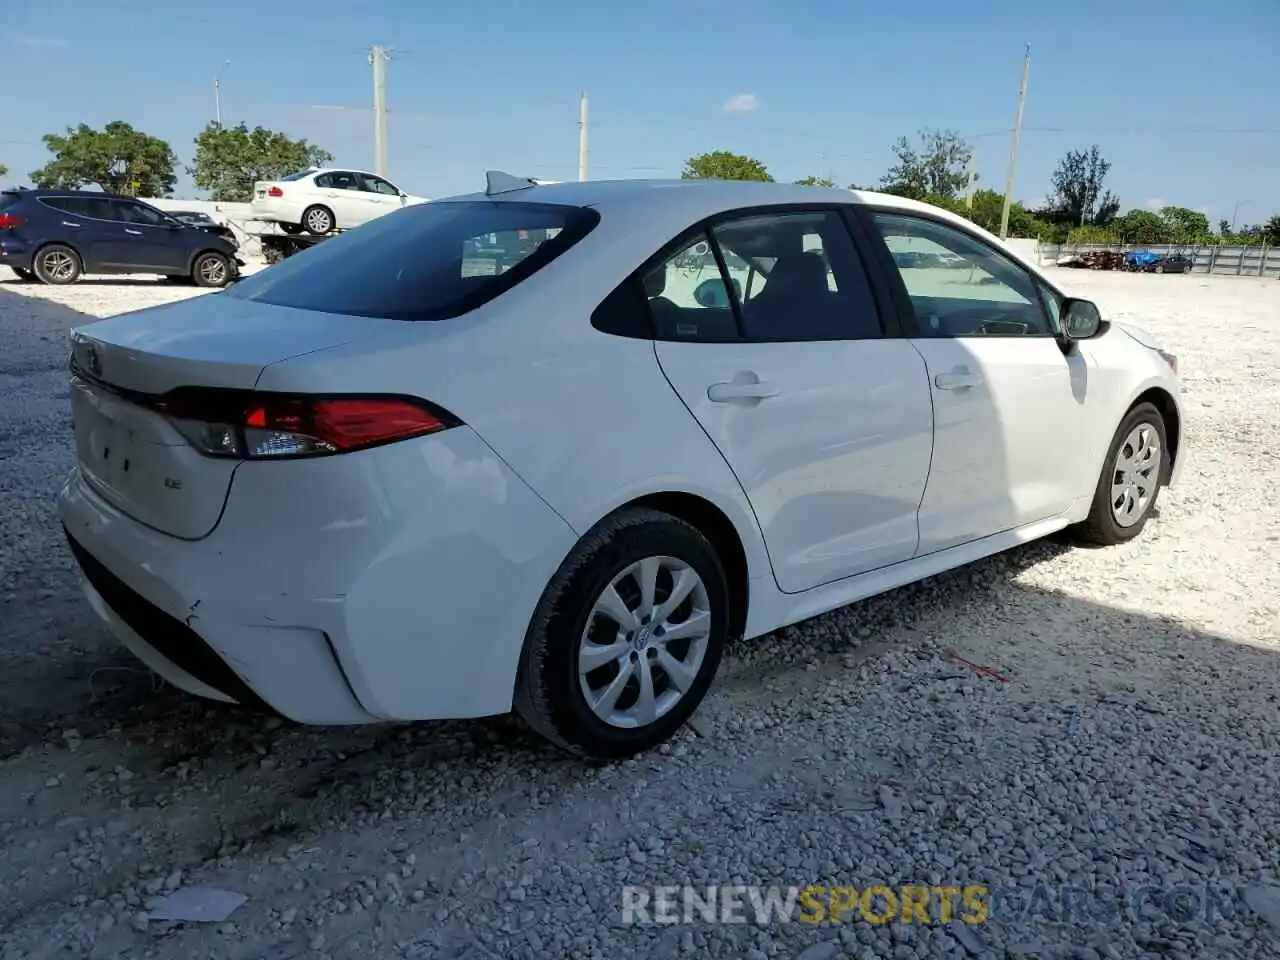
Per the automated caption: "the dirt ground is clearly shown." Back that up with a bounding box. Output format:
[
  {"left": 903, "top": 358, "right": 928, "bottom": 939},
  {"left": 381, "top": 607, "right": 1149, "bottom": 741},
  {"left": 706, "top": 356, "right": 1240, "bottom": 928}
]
[{"left": 0, "top": 267, "right": 1277, "bottom": 960}]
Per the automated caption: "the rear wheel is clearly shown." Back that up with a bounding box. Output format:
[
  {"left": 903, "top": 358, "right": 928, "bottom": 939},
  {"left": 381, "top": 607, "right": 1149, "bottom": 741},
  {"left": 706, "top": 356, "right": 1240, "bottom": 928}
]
[
  {"left": 515, "top": 507, "right": 730, "bottom": 759},
  {"left": 1183, "top": 263, "right": 1192, "bottom": 275},
  {"left": 192, "top": 252, "right": 232, "bottom": 288},
  {"left": 1154, "top": 264, "right": 1165, "bottom": 274},
  {"left": 302, "top": 205, "right": 335, "bottom": 236},
  {"left": 1075, "top": 402, "right": 1168, "bottom": 546},
  {"left": 33, "top": 244, "right": 82, "bottom": 285}
]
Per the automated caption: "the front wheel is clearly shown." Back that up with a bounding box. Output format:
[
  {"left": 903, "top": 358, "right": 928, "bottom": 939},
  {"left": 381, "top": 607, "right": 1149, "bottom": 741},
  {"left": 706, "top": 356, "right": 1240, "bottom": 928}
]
[
  {"left": 33, "top": 244, "right": 82, "bottom": 285},
  {"left": 192, "top": 252, "right": 233, "bottom": 288},
  {"left": 1075, "top": 402, "right": 1168, "bottom": 546},
  {"left": 515, "top": 507, "right": 730, "bottom": 759}
]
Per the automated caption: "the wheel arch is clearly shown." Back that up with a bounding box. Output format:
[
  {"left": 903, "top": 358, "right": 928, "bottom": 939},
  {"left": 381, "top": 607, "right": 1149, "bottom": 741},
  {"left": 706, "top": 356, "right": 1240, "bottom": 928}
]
[
  {"left": 33, "top": 239, "right": 84, "bottom": 266},
  {"left": 622, "top": 491, "right": 750, "bottom": 642},
  {"left": 1130, "top": 386, "right": 1181, "bottom": 483}
]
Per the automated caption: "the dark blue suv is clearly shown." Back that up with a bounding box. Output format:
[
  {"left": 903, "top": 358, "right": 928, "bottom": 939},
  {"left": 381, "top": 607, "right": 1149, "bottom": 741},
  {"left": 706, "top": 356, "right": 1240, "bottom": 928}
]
[{"left": 0, "top": 188, "right": 242, "bottom": 287}]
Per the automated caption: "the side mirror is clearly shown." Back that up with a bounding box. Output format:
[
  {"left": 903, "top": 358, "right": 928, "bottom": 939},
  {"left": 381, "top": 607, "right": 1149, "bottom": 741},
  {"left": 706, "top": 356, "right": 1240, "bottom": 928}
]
[{"left": 1061, "top": 297, "right": 1108, "bottom": 340}]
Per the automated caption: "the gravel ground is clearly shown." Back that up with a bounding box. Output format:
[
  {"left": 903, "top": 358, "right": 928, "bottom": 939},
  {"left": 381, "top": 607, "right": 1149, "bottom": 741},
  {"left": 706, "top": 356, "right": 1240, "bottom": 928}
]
[{"left": 1, "top": 266, "right": 1278, "bottom": 960}]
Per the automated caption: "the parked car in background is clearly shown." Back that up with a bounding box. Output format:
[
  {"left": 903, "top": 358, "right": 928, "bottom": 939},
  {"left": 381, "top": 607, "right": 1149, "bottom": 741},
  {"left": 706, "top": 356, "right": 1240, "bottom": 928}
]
[
  {"left": 1126, "top": 251, "right": 1193, "bottom": 274},
  {"left": 0, "top": 189, "right": 242, "bottom": 286},
  {"left": 167, "top": 210, "right": 239, "bottom": 249},
  {"left": 59, "top": 174, "right": 1183, "bottom": 759},
  {"left": 249, "top": 168, "right": 429, "bottom": 236}
]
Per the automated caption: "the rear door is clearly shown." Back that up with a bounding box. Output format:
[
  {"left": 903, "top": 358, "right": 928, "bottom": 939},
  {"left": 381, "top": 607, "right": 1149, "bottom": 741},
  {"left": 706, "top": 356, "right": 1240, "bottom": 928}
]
[
  {"left": 651, "top": 207, "right": 935, "bottom": 594},
  {"left": 110, "top": 200, "right": 189, "bottom": 273},
  {"left": 859, "top": 209, "right": 1094, "bottom": 554},
  {"left": 38, "top": 196, "right": 121, "bottom": 271}
]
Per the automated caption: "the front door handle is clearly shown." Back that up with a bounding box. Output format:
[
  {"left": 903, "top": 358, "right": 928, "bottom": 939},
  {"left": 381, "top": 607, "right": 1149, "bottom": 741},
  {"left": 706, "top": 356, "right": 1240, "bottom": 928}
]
[
  {"left": 708, "top": 372, "right": 779, "bottom": 404},
  {"left": 124, "top": 228, "right": 142, "bottom": 236},
  {"left": 61, "top": 221, "right": 82, "bottom": 228},
  {"left": 934, "top": 367, "right": 983, "bottom": 391}
]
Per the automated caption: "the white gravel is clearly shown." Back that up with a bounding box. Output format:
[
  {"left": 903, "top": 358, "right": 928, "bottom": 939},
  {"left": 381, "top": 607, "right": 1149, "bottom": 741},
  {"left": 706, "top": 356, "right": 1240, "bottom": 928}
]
[{"left": 1, "top": 265, "right": 1278, "bottom": 960}]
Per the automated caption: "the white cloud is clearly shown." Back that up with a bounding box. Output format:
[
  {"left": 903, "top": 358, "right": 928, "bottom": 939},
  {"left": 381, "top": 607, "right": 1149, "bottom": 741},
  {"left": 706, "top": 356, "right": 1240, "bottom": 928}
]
[
  {"left": 722, "top": 93, "right": 758, "bottom": 115},
  {"left": 1143, "top": 197, "right": 1166, "bottom": 211}
]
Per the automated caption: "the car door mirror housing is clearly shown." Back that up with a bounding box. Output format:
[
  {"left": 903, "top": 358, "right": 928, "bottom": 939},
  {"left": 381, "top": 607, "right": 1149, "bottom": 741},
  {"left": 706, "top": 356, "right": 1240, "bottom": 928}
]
[{"left": 1061, "top": 297, "right": 1108, "bottom": 340}]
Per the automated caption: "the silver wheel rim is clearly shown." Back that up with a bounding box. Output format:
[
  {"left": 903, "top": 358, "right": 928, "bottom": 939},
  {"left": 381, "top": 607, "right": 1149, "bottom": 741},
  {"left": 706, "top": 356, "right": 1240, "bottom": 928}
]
[
  {"left": 1111, "top": 423, "right": 1161, "bottom": 527},
  {"left": 306, "top": 209, "right": 331, "bottom": 232},
  {"left": 578, "top": 556, "right": 711, "bottom": 729},
  {"left": 198, "top": 256, "right": 226, "bottom": 284},
  {"left": 43, "top": 250, "right": 75, "bottom": 281}
]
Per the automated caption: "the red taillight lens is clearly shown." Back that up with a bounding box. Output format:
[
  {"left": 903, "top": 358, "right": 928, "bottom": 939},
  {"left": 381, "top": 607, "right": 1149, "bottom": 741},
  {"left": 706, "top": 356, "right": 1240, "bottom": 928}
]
[
  {"left": 157, "top": 390, "right": 457, "bottom": 459},
  {"left": 267, "top": 186, "right": 284, "bottom": 197},
  {"left": 0, "top": 213, "right": 24, "bottom": 229}
]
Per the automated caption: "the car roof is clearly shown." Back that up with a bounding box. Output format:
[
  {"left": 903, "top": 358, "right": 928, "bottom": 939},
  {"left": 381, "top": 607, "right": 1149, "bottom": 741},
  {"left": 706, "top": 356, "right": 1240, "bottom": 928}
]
[{"left": 435, "top": 177, "right": 993, "bottom": 247}]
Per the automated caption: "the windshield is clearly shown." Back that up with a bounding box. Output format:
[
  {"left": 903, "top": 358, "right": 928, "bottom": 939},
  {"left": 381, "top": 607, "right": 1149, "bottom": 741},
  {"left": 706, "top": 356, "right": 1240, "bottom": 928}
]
[{"left": 223, "top": 200, "right": 600, "bottom": 321}]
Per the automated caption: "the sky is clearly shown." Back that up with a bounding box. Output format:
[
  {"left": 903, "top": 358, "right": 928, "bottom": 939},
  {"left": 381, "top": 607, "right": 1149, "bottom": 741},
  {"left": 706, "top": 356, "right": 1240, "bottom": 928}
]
[{"left": 3, "top": 0, "right": 1278, "bottom": 225}]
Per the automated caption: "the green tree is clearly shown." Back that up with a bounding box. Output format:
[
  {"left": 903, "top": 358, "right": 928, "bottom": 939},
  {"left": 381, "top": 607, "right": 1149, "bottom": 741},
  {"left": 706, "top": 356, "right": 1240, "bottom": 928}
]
[
  {"left": 189, "top": 122, "right": 334, "bottom": 202},
  {"left": 1113, "top": 209, "right": 1169, "bottom": 245},
  {"left": 0, "top": 163, "right": 8, "bottom": 180},
  {"left": 795, "top": 175, "right": 836, "bottom": 187},
  {"left": 963, "top": 189, "right": 1051, "bottom": 238},
  {"left": 1263, "top": 215, "right": 1280, "bottom": 246},
  {"left": 681, "top": 151, "right": 773, "bottom": 182},
  {"left": 31, "top": 121, "right": 177, "bottom": 196},
  {"left": 1159, "top": 206, "right": 1210, "bottom": 242},
  {"left": 1042, "top": 145, "right": 1119, "bottom": 228},
  {"left": 880, "top": 129, "right": 972, "bottom": 201}
]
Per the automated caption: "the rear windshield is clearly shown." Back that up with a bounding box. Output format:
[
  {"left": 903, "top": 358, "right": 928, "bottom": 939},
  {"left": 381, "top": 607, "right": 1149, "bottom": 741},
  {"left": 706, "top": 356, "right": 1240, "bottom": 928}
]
[
  {"left": 279, "top": 170, "right": 316, "bottom": 182},
  {"left": 224, "top": 200, "right": 600, "bottom": 321}
]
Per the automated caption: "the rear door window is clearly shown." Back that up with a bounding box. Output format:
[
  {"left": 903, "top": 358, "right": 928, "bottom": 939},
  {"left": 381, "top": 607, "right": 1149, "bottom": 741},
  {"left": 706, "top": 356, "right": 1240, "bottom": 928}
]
[
  {"left": 223, "top": 200, "right": 600, "bottom": 321},
  {"left": 42, "top": 196, "right": 116, "bottom": 220}
]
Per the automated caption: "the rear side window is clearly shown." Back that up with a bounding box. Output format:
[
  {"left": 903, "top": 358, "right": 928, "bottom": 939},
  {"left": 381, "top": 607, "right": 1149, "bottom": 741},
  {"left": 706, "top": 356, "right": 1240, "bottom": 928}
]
[
  {"left": 0, "top": 192, "right": 21, "bottom": 211},
  {"left": 224, "top": 200, "right": 600, "bottom": 321},
  {"left": 41, "top": 196, "right": 115, "bottom": 219}
]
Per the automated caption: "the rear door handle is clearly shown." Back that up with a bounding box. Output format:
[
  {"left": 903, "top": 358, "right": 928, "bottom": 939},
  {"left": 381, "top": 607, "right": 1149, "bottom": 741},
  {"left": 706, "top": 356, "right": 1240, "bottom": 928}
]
[
  {"left": 708, "top": 372, "right": 779, "bottom": 404},
  {"left": 124, "top": 229, "right": 142, "bottom": 236},
  {"left": 934, "top": 367, "right": 983, "bottom": 391}
]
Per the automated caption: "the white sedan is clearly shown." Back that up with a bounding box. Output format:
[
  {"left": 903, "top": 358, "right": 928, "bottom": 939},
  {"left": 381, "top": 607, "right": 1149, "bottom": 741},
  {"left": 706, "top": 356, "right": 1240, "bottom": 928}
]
[
  {"left": 249, "top": 167, "right": 428, "bottom": 235},
  {"left": 59, "top": 174, "right": 1183, "bottom": 759}
]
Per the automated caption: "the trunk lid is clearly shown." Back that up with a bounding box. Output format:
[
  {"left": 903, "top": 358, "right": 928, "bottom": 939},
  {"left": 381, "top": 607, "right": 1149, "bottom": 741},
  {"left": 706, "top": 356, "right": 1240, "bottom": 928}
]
[
  {"left": 253, "top": 180, "right": 275, "bottom": 201},
  {"left": 68, "top": 295, "right": 405, "bottom": 539}
]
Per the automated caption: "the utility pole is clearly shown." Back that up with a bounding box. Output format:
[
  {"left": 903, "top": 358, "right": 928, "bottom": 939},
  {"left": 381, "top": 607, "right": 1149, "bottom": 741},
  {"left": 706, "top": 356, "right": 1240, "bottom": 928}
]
[
  {"left": 214, "top": 60, "right": 230, "bottom": 129},
  {"left": 999, "top": 44, "right": 1031, "bottom": 240},
  {"left": 577, "top": 92, "right": 589, "bottom": 182},
  {"left": 964, "top": 154, "right": 977, "bottom": 213},
  {"left": 371, "top": 46, "right": 390, "bottom": 177}
]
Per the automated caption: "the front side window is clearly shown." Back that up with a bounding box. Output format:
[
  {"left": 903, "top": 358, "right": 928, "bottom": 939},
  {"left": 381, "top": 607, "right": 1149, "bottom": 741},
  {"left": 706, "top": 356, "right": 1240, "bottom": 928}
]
[
  {"left": 359, "top": 174, "right": 401, "bottom": 196},
  {"left": 223, "top": 200, "right": 599, "bottom": 321},
  {"left": 113, "top": 201, "right": 167, "bottom": 226},
  {"left": 869, "top": 212, "right": 1054, "bottom": 337}
]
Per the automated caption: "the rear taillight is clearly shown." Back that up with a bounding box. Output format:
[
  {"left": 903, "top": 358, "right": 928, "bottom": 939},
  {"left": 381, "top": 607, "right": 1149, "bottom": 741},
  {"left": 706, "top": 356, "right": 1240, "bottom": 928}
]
[
  {"left": 267, "top": 186, "right": 284, "bottom": 197},
  {"left": 156, "top": 389, "right": 458, "bottom": 459},
  {"left": 0, "top": 213, "right": 24, "bottom": 229}
]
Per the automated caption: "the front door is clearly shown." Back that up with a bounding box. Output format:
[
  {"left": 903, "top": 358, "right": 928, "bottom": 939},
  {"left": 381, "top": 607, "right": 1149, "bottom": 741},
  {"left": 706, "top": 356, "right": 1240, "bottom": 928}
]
[
  {"left": 862, "top": 210, "right": 1092, "bottom": 555},
  {"left": 109, "top": 200, "right": 189, "bottom": 273},
  {"left": 652, "top": 208, "right": 935, "bottom": 594},
  {"left": 356, "top": 173, "right": 406, "bottom": 222}
]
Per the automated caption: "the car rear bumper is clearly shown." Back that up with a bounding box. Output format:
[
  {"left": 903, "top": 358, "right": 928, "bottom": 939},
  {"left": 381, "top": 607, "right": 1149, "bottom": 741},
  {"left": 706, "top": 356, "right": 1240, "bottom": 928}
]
[
  {"left": 0, "top": 238, "right": 33, "bottom": 269},
  {"left": 58, "top": 426, "right": 578, "bottom": 724}
]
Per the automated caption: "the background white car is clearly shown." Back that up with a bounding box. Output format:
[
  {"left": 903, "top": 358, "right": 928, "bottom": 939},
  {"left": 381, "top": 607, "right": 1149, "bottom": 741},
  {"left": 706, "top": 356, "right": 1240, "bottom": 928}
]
[
  {"left": 59, "top": 176, "right": 1182, "bottom": 759},
  {"left": 249, "top": 167, "right": 428, "bottom": 235}
]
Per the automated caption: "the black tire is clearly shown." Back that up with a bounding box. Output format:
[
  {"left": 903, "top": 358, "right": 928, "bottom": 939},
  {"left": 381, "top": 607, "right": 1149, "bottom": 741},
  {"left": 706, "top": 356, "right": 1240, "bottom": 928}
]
[
  {"left": 1154, "top": 264, "right": 1164, "bottom": 274},
  {"left": 11, "top": 267, "right": 35, "bottom": 282},
  {"left": 1075, "top": 402, "right": 1168, "bottom": 546},
  {"left": 1183, "top": 263, "right": 1191, "bottom": 275},
  {"left": 165, "top": 274, "right": 194, "bottom": 285},
  {"left": 279, "top": 223, "right": 303, "bottom": 236},
  {"left": 191, "top": 252, "right": 232, "bottom": 288},
  {"left": 301, "top": 205, "right": 335, "bottom": 236},
  {"left": 32, "top": 244, "right": 82, "bottom": 285},
  {"left": 514, "top": 507, "right": 730, "bottom": 760}
]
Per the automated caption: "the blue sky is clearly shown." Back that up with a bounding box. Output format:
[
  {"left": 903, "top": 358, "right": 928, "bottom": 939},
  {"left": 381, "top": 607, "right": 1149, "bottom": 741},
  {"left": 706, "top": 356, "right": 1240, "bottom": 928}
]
[{"left": 3, "top": 0, "right": 1278, "bottom": 225}]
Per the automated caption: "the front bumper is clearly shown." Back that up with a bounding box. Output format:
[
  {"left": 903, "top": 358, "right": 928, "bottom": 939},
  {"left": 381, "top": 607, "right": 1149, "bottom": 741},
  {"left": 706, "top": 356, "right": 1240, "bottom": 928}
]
[{"left": 58, "top": 427, "right": 578, "bottom": 724}]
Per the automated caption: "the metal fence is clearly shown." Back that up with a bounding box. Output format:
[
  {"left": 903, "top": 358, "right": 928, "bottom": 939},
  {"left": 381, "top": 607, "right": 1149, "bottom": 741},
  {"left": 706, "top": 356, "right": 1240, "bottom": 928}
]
[{"left": 1036, "top": 242, "right": 1279, "bottom": 278}]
